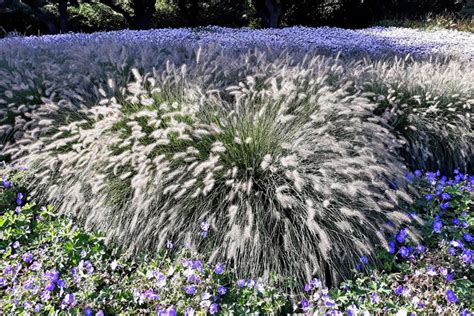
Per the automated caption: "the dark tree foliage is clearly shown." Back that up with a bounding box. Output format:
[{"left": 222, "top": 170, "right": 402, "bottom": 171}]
[
  {"left": 98, "top": 0, "right": 156, "bottom": 29},
  {"left": 0, "top": 0, "right": 469, "bottom": 36},
  {"left": 0, "top": 0, "right": 82, "bottom": 34},
  {"left": 172, "top": 0, "right": 248, "bottom": 27},
  {"left": 252, "top": 0, "right": 281, "bottom": 28}
]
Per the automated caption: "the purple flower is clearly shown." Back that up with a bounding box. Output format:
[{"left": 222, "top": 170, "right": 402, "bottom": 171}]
[
  {"left": 214, "top": 263, "right": 224, "bottom": 274},
  {"left": 451, "top": 240, "right": 464, "bottom": 249},
  {"left": 4, "top": 265, "right": 12, "bottom": 274},
  {"left": 448, "top": 247, "right": 457, "bottom": 256},
  {"left": 464, "top": 233, "right": 473, "bottom": 242},
  {"left": 47, "top": 269, "right": 60, "bottom": 282},
  {"left": 185, "top": 307, "right": 195, "bottom": 316},
  {"left": 191, "top": 260, "right": 202, "bottom": 271},
  {"left": 185, "top": 285, "right": 196, "bottom": 295},
  {"left": 30, "top": 261, "right": 42, "bottom": 271},
  {"left": 461, "top": 249, "right": 472, "bottom": 264},
  {"left": 24, "top": 301, "right": 33, "bottom": 310},
  {"left": 57, "top": 279, "right": 66, "bottom": 288},
  {"left": 324, "top": 296, "right": 336, "bottom": 307},
  {"left": 1, "top": 176, "right": 12, "bottom": 188},
  {"left": 62, "top": 293, "right": 76, "bottom": 307},
  {"left": 200, "top": 221, "right": 210, "bottom": 237},
  {"left": 34, "top": 304, "right": 42, "bottom": 313},
  {"left": 144, "top": 289, "right": 159, "bottom": 300},
  {"left": 201, "top": 292, "right": 212, "bottom": 300},
  {"left": 370, "top": 292, "right": 380, "bottom": 304},
  {"left": 446, "top": 273, "right": 454, "bottom": 282},
  {"left": 12, "top": 241, "right": 20, "bottom": 249},
  {"left": 440, "top": 192, "right": 451, "bottom": 200},
  {"left": 424, "top": 193, "right": 433, "bottom": 201},
  {"left": 209, "top": 303, "right": 219, "bottom": 315},
  {"left": 301, "top": 298, "right": 310, "bottom": 311},
  {"left": 416, "top": 245, "right": 426, "bottom": 253},
  {"left": 22, "top": 253, "right": 33, "bottom": 263},
  {"left": 237, "top": 279, "right": 246, "bottom": 288},
  {"left": 359, "top": 256, "right": 369, "bottom": 265},
  {"left": 96, "top": 311, "right": 105, "bottom": 316},
  {"left": 347, "top": 305, "right": 358, "bottom": 316},
  {"left": 187, "top": 274, "right": 200, "bottom": 284},
  {"left": 394, "top": 285, "right": 403, "bottom": 295},
  {"left": 446, "top": 289, "right": 458, "bottom": 303},
  {"left": 311, "top": 278, "right": 321, "bottom": 288},
  {"left": 388, "top": 240, "right": 396, "bottom": 254},
  {"left": 453, "top": 218, "right": 461, "bottom": 226},
  {"left": 426, "top": 266, "right": 437, "bottom": 276},
  {"left": 433, "top": 219, "right": 443, "bottom": 233},
  {"left": 414, "top": 170, "right": 422, "bottom": 177},
  {"left": 304, "top": 283, "right": 311, "bottom": 292},
  {"left": 440, "top": 202, "right": 450, "bottom": 210},
  {"left": 41, "top": 290, "right": 51, "bottom": 302},
  {"left": 16, "top": 192, "right": 23, "bottom": 205},
  {"left": 247, "top": 279, "right": 255, "bottom": 288},
  {"left": 84, "top": 307, "right": 93, "bottom": 316},
  {"left": 396, "top": 228, "right": 408, "bottom": 243},
  {"left": 155, "top": 272, "right": 167, "bottom": 288},
  {"left": 399, "top": 246, "right": 410, "bottom": 258},
  {"left": 23, "top": 279, "right": 35, "bottom": 289},
  {"left": 0, "top": 278, "right": 6, "bottom": 287},
  {"left": 217, "top": 286, "right": 227, "bottom": 295},
  {"left": 81, "top": 260, "right": 94, "bottom": 274},
  {"left": 426, "top": 172, "right": 437, "bottom": 185},
  {"left": 167, "top": 307, "right": 177, "bottom": 316},
  {"left": 44, "top": 282, "right": 55, "bottom": 294}
]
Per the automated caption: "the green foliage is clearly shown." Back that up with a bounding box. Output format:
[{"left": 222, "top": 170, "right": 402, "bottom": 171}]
[
  {"left": 378, "top": 13, "right": 474, "bottom": 33},
  {"left": 68, "top": 2, "right": 128, "bottom": 32}
]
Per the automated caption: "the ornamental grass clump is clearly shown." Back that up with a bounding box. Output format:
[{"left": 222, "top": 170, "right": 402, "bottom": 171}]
[
  {"left": 351, "top": 57, "right": 474, "bottom": 173},
  {"left": 11, "top": 53, "right": 414, "bottom": 287}
]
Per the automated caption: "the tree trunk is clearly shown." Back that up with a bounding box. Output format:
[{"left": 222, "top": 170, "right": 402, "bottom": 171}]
[
  {"left": 265, "top": 0, "right": 280, "bottom": 28},
  {"left": 58, "top": 0, "right": 68, "bottom": 33},
  {"left": 189, "top": 0, "right": 198, "bottom": 27},
  {"left": 130, "top": 0, "right": 156, "bottom": 29},
  {"left": 252, "top": 0, "right": 281, "bottom": 28},
  {"left": 176, "top": 0, "right": 199, "bottom": 27}
]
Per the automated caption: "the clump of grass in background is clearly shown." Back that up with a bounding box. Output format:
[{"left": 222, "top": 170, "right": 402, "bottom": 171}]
[
  {"left": 11, "top": 55, "right": 414, "bottom": 287},
  {"left": 350, "top": 57, "right": 474, "bottom": 174}
]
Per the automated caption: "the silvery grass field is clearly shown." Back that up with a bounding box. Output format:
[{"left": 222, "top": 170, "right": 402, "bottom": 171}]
[{"left": 0, "top": 26, "right": 473, "bottom": 315}]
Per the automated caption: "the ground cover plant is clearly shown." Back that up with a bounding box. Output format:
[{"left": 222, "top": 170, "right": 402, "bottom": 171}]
[
  {"left": 0, "top": 168, "right": 472, "bottom": 314},
  {"left": 0, "top": 27, "right": 473, "bottom": 314}
]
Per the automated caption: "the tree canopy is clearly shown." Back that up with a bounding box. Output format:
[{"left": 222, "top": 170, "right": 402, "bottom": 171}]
[{"left": 0, "top": 0, "right": 469, "bottom": 36}]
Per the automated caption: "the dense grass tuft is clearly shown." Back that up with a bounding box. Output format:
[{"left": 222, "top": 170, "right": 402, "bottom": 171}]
[{"left": 10, "top": 54, "right": 416, "bottom": 285}]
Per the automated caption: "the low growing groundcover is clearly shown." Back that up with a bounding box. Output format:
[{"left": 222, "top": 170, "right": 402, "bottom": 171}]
[{"left": 0, "top": 168, "right": 472, "bottom": 315}]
